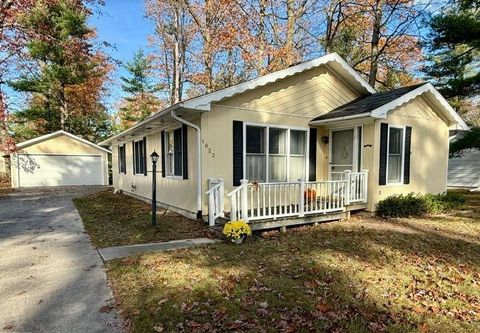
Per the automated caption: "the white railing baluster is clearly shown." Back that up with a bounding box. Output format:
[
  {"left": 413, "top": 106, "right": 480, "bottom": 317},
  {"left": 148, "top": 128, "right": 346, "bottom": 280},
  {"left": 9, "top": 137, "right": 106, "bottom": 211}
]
[{"left": 225, "top": 171, "right": 369, "bottom": 223}]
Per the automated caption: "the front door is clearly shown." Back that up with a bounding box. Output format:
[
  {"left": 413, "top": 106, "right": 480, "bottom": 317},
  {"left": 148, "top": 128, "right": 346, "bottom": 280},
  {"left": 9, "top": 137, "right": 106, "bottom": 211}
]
[{"left": 329, "top": 127, "right": 361, "bottom": 180}]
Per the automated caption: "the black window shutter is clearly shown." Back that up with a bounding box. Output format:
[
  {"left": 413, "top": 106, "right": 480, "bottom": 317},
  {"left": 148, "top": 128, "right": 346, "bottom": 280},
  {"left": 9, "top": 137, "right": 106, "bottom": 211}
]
[
  {"left": 161, "top": 131, "right": 166, "bottom": 177},
  {"left": 233, "top": 120, "right": 243, "bottom": 186},
  {"left": 143, "top": 137, "right": 147, "bottom": 176},
  {"left": 379, "top": 123, "right": 388, "bottom": 185},
  {"left": 117, "top": 146, "right": 121, "bottom": 173},
  {"left": 404, "top": 126, "right": 412, "bottom": 184},
  {"left": 182, "top": 124, "right": 188, "bottom": 179},
  {"left": 132, "top": 141, "right": 135, "bottom": 174},
  {"left": 309, "top": 128, "right": 317, "bottom": 181}
]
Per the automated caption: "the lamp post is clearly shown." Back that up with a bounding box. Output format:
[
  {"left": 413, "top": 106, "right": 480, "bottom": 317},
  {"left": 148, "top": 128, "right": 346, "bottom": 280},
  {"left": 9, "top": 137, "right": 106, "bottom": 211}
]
[{"left": 150, "top": 151, "right": 159, "bottom": 226}]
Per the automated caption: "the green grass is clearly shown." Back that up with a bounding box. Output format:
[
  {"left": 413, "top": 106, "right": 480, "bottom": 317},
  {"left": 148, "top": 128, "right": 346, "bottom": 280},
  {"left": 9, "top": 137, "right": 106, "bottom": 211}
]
[
  {"left": 73, "top": 190, "right": 215, "bottom": 248},
  {"left": 105, "top": 191, "right": 480, "bottom": 332}
]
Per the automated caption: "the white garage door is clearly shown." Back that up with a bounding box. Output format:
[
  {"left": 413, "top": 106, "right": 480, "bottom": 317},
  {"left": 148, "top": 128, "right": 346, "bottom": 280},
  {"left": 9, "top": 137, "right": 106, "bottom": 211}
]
[{"left": 17, "top": 154, "right": 104, "bottom": 187}]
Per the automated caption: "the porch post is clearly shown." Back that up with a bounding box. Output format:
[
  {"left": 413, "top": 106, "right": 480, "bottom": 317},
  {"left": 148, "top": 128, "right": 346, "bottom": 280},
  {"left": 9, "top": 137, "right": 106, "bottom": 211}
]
[
  {"left": 219, "top": 178, "right": 225, "bottom": 217},
  {"left": 298, "top": 178, "right": 305, "bottom": 217},
  {"left": 240, "top": 179, "right": 249, "bottom": 222},
  {"left": 362, "top": 169, "right": 369, "bottom": 203},
  {"left": 344, "top": 170, "right": 351, "bottom": 205},
  {"left": 208, "top": 190, "right": 215, "bottom": 226}
]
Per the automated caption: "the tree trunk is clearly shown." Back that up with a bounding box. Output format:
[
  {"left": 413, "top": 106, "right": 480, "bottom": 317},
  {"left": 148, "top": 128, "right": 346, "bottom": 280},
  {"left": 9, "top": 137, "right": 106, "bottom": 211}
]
[
  {"left": 59, "top": 86, "right": 67, "bottom": 131},
  {"left": 285, "top": 0, "right": 296, "bottom": 66},
  {"left": 369, "top": 1, "right": 382, "bottom": 88},
  {"left": 172, "top": 5, "right": 181, "bottom": 104}
]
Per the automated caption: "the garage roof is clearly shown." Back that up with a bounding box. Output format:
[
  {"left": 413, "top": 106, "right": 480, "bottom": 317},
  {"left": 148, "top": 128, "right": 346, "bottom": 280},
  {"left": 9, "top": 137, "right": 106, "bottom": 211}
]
[{"left": 16, "top": 130, "right": 111, "bottom": 154}]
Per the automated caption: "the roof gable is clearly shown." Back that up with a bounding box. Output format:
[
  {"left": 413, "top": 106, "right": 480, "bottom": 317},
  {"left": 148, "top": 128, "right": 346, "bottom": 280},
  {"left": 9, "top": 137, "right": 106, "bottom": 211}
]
[
  {"left": 16, "top": 130, "right": 111, "bottom": 154},
  {"left": 310, "top": 83, "right": 468, "bottom": 130},
  {"left": 181, "top": 53, "right": 375, "bottom": 111}
]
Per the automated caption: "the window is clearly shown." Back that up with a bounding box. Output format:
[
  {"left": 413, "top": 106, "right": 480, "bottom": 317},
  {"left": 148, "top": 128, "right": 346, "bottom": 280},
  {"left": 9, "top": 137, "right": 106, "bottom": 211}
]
[
  {"left": 133, "top": 139, "right": 146, "bottom": 175},
  {"left": 118, "top": 145, "right": 126, "bottom": 174},
  {"left": 245, "top": 125, "right": 307, "bottom": 182},
  {"left": 269, "top": 128, "right": 287, "bottom": 182},
  {"left": 289, "top": 130, "right": 306, "bottom": 181},
  {"left": 165, "top": 128, "right": 183, "bottom": 177},
  {"left": 387, "top": 126, "right": 404, "bottom": 183}
]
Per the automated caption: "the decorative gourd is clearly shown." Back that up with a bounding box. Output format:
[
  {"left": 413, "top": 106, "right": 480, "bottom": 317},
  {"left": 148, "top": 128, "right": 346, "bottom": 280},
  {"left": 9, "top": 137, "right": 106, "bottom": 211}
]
[{"left": 304, "top": 188, "right": 316, "bottom": 203}]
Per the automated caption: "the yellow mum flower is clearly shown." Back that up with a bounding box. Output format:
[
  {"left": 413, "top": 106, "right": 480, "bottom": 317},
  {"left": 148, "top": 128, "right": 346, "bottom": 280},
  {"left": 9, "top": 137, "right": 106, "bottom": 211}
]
[{"left": 223, "top": 220, "right": 251, "bottom": 240}]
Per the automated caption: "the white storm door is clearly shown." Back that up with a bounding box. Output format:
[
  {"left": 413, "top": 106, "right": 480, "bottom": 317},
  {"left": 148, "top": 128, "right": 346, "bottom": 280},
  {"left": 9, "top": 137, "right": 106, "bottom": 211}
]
[{"left": 329, "top": 127, "right": 361, "bottom": 180}]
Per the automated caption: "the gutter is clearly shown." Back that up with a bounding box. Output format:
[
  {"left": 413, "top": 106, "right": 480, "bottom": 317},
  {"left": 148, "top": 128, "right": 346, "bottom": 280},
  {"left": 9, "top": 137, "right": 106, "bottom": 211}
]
[
  {"left": 171, "top": 110, "right": 202, "bottom": 218},
  {"left": 309, "top": 113, "right": 371, "bottom": 125},
  {"left": 99, "top": 103, "right": 182, "bottom": 146}
]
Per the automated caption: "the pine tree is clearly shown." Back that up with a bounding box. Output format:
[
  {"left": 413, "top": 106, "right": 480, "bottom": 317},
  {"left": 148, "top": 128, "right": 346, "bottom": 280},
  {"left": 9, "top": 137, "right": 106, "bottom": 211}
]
[
  {"left": 9, "top": 0, "right": 110, "bottom": 138},
  {"left": 118, "top": 49, "right": 161, "bottom": 129},
  {"left": 425, "top": 0, "right": 480, "bottom": 99}
]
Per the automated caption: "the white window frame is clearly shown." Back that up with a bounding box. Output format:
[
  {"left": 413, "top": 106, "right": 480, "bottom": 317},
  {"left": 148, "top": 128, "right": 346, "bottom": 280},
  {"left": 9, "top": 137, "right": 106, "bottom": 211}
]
[
  {"left": 133, "top": 138, "right": 146, "bottom": 176},
  {"left": 118, "top": 143, "right": 126, "bottom": 174},
  {"left": 385, "top": 124, "right": 406, "bottom": 186},
  {"left": 163, "top": 126, "right": 184, "bottom": 179},
  {"left": 243, "top": 122, "right": 309, "bottom": 182}
]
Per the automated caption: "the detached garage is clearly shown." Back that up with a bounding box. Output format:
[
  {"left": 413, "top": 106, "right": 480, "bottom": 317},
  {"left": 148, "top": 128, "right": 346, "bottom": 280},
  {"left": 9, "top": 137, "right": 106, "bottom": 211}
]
[
  {"left": 448, "top": 148, "right": 480, "bottom": 190},
  {"left": 10, "top": 130, "right": 110, "bottom": 188}
]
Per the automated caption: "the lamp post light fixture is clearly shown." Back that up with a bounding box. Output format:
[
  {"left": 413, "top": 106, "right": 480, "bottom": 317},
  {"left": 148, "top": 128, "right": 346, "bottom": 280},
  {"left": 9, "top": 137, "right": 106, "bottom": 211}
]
[{"left": 150, "top": 150, "right": 159, "bottom": 226}]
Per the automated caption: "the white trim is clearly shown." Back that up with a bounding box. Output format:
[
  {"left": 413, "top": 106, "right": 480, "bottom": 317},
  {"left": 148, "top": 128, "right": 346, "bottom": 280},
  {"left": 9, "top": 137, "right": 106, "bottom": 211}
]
[
  {"left": 16, "top": 130, "right": 111, "bottom": 154},
  {"left": 309, "top": 83, "right": 468, "bottom": 131},
  {"left": 163, "top": 126, "right": 184, "bottom": 178},
  {"left": 310, "top": 113, "right": 371, "bottom": 125},
  {"left": 117, "top": 143, "right": 126, "bottom": 175},
  {"left": 242, "top": 122, "right": 309, "bottom": 182},
  {"left": 370, "top": 83, "right": 469, "bottom": 130},
  {"left": 132, "top": 138, "right": 147, "bottom": 176},
  {"left": 183, "top": 53, "right": 375, "bottom": 111},
  {"left": 385, "top": 124, "right": 406, "bottom": 185}
]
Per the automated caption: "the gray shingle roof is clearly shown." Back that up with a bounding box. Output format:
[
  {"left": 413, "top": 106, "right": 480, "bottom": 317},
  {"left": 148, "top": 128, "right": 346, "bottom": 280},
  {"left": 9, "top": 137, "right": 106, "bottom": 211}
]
[{"left": 311, "top": 83, "right": 427, "bottom": 121}]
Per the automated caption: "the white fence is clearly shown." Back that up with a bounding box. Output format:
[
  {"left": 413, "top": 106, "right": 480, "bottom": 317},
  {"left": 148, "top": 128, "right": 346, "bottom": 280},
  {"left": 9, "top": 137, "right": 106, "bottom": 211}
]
[
  {"left": 205, "top": 178, "right": 224, "bottom": 226},
  {"left": 226, "top": 170, "right": 368, "bottom": 222}
]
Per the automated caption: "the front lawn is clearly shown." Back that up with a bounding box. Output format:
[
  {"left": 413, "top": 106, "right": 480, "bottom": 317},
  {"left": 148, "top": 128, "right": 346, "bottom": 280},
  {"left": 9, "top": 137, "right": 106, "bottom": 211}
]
[
  {"left": 74, "top": 190, "right": 215, "bottom": 248},
  {"left": 107, "top": 191, "right": 480, "bottom": 332}
]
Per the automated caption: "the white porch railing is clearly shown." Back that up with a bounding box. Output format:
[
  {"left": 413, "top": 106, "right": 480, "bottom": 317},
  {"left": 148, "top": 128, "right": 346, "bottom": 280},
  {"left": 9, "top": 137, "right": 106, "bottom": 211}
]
[
  {"left": 345, "top": 170, "right": 369, "bottom": 203},
  {"left": 205, "top": 178, "right": 225, "bottom": 226},
  {"left": 226, "top": 170, "right": 368, "bottom": 222}
]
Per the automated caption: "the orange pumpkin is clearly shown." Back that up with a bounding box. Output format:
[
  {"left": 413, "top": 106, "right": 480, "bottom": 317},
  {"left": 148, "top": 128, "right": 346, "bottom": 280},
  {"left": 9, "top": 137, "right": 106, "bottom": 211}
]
[{"left": 304, "top": 188, "right": 317, "bottom": 203}]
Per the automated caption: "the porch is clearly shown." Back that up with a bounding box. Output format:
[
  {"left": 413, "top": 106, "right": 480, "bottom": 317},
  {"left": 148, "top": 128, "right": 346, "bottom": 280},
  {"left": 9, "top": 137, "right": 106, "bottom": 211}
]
[{"left": 206, "top": 170, "right": 369, "bottom": 230}]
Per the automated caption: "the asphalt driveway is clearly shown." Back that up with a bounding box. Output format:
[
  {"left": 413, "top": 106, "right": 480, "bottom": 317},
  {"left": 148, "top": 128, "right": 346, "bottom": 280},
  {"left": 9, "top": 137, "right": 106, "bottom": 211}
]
[{"left": 0, "top": 186, "right": 123, "bottom": 332}]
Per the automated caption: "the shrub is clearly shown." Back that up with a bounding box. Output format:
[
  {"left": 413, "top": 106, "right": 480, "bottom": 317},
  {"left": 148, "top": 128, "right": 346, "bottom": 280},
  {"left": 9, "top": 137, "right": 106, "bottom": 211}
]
[{"left": 377, "top": 192, "right": 465, "bottom": 218}]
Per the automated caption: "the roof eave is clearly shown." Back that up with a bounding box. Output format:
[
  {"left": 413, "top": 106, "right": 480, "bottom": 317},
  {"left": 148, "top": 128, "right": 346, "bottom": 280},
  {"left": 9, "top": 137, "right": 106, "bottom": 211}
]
[
  {"left": 99, "top": 103, "right": 184, "bottom": 146},
  {"left": 369, "top": 83, "right": 469, "bottom": 130},
  {"left": 16, "top": 130, "right": 111, "bottom": 154},
  {"left": 309, "top": 113, "right": 372, "bottom": 125}
]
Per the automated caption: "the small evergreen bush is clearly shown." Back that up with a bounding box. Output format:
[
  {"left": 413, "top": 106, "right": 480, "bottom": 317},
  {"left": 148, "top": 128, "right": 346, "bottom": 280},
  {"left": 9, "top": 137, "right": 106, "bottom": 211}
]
[{"left": 377, "top": 192, "right": 465, "bottom": 218}]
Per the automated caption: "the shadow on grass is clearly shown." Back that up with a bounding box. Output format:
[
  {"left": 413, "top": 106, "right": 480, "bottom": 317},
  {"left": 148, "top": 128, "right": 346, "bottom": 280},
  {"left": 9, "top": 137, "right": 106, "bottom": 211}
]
[{"left": 108, "top": 218, "right": 480, "bottom": 332}]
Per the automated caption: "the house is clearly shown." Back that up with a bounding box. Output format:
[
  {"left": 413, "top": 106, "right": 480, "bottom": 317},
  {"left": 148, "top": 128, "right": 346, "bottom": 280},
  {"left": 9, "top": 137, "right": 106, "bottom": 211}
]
[
  {"left": 10, "top": 130, "right": 110, "bottom": 188},
  {"left": 99, "top": 53, "right": 468, "bottom": 230},
  {"left": 448, "top": 148, "right": 480, "bottom": 190}
]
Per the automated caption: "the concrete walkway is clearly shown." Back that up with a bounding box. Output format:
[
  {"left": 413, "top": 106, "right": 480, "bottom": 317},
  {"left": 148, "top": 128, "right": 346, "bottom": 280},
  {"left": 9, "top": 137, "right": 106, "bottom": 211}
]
[
  {"left": 0, "top": 186, "right": 123, "bottom": 332},
  {"left": 98, "top": 238, "right": 220, "bottom": 261}
]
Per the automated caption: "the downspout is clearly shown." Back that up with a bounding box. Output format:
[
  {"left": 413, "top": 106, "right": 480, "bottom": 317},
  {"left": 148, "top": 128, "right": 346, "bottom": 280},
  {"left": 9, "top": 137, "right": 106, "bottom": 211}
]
[{"left": 171, "top": 110, "right": 202, "bottom": 218}]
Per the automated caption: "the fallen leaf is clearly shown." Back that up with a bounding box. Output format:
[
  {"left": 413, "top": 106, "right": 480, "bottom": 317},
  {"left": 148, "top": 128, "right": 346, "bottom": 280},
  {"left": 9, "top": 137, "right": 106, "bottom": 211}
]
[{"left": 153, "top": 324, "right": 164, "bottom": 332}]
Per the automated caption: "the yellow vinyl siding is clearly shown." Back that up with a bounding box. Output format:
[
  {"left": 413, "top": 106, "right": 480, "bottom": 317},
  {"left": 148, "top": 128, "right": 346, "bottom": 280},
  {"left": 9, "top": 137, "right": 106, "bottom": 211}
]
[
  {"left": 367, "top": 95, "right": 449, "bottom": 211},
  {"left": 19, "top": 135, "right": 103, "bottom": 155},
  {"left": 217, "top": 66, "right": 359, "bottom": 118},
  {"left": 112, "top": 124, "right": 198, "bottom": 217}
]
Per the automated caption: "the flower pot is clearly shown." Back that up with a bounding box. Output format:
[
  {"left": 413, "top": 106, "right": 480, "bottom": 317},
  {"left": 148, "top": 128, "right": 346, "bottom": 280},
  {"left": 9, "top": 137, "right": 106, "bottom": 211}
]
[{"left": 231, "top": 234, "right": 246, "bottom": 245}]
